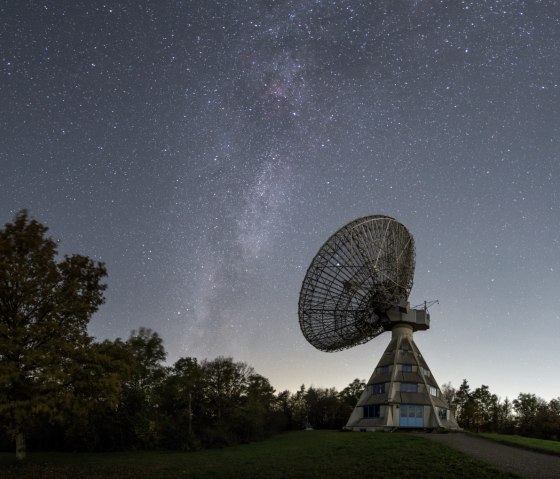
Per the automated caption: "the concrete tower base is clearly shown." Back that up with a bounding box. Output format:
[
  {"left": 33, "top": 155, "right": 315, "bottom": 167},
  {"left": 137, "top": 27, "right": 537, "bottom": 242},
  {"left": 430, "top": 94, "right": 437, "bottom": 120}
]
[{"left": 345, "top": 322, "right": 460, "bottom": 431}]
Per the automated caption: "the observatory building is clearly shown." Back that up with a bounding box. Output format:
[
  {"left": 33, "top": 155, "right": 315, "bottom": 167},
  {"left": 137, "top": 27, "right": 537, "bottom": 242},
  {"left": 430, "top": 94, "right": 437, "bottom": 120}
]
[
  {"left": 344, "top": 303, "right": 459, "bottom": 431},
  {"left": 298, "top": 215, "right": 459, "bottom": 431}
]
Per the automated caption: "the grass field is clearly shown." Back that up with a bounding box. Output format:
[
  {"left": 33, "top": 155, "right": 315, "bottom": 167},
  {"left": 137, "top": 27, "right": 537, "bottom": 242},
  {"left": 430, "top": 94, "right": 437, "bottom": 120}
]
[
  {"left": 479, "top": 433, "right": 560, "bottom": 456},
  {"left": 0, "top": 430, "right": 520, "bottom": 479}
]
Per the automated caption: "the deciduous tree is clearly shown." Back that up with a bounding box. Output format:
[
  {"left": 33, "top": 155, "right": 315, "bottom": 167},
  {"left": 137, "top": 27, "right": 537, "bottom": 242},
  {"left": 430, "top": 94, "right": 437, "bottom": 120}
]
[
  {"left": 340, "top": 378, "right": 366, "bottom": 407},
  {"left": 513, "top": 393, "right": 547, "bottom": 436},
  {"left": 119, "top": 328, "right": 167, "bottom": 448},
  {"left": 440, "top": 382, "right": 457, "bottom": 415},
  {"left": 198, "top": 357, "right": 259, "bottom": 445},
  {"left": 157, "top": 357, "right": 203, "bottom": 449},
  {"left": 0, "top": 211, "right": 107, "bottom": 460}
]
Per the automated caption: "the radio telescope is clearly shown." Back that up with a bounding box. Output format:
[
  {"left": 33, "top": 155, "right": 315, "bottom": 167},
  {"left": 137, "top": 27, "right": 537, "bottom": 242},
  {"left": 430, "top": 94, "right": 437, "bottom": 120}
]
[{"left": 299, "top": 215, "right": 459, "bottom": 431}]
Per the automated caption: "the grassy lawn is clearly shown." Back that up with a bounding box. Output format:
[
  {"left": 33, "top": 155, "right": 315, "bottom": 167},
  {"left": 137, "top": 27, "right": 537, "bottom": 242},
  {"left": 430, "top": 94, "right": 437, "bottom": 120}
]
[
  {"left": 478, "top": 433, "right": 560, "bottom": 456},
  {"left": 0, "top": 430, "right": 520, "bottom": 479}
]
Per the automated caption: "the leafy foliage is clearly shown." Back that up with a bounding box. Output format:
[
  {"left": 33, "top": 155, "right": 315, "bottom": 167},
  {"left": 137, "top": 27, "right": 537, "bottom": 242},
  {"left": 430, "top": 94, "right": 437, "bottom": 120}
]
[
  {"left": 0, "top": 211, "right": 109, "bottom": 459},
  {"left": 449, "top": 379, "right": 559, "bottom": 440}
]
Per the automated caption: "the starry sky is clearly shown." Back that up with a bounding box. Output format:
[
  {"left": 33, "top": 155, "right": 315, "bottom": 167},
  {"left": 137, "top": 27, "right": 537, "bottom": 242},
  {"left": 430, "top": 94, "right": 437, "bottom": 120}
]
[{"left": 2, "top": 1, "right": 559, "bottom": 401}]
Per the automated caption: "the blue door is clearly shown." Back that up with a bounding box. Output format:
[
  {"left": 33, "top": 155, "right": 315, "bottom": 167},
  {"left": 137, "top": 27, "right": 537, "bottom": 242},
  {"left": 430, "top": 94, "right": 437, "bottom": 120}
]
[{"left": 400, "top": 404, "right": 424, "bottom": 427}]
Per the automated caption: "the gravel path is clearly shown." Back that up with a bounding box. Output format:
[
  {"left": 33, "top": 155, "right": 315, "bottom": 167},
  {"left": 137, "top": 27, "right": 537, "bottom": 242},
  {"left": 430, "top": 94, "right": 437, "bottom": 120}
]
[{"left": 420, "top": 433, "right": 560, "bottom": 479}]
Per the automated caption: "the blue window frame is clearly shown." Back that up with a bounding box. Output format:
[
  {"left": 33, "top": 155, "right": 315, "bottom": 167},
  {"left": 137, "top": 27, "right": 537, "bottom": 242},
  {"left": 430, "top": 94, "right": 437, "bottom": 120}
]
[
  {"left": 400, "top": 405, "right": 424, "bottom": 427},
  {"left": 402, "top": 364, "right": 412, "bottom": 372}
]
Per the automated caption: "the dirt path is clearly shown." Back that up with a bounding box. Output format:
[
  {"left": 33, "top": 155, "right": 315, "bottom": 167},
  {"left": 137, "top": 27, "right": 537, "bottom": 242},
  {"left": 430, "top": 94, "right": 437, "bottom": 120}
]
[{"left": 420, "top": 433, "right": 560, "bottom": 479}]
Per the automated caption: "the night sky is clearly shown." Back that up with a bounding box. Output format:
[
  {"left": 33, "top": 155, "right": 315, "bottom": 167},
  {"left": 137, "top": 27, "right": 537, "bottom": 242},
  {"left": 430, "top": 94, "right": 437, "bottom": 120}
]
[{"left": 2, "top": 1, "right": 559, "bottom": 401}]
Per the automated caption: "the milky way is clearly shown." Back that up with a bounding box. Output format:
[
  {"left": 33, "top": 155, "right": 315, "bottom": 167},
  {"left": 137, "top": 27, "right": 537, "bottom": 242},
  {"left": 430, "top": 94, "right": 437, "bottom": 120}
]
[{"left": 2, "top": 1, "right": 559, "bottom": 400}]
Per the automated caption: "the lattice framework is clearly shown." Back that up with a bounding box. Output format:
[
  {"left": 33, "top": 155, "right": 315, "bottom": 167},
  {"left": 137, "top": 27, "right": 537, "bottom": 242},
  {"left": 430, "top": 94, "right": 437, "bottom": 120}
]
[{"left": 298, "top": 215, "right": 415, "bottom": 352}]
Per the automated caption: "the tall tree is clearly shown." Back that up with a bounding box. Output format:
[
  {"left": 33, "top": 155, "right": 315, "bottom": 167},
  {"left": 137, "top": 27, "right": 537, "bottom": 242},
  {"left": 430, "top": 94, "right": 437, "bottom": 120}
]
[
  {"left": 235, "top": 373, "right": 276, "bottom": 440},
  {"left": 0, "top": 211, "right": 107, "bottom": 460},
  {"left": 513, "top": 393, "right": 547, "bottom": 436},
  {"left": 126, "top": 328, "right": 167, "bottom": 391},
  {"left": 498, "top": 397, "right": 515, "bottom": 433},
  {"left": 537, "top": 398, "right": 560, "bottom": 440},
  {"left": 201, "top": 357, "right": 253, "bottom": 421},
  {"left": 119, "top": 328, "right": 167, "bottom": 449},
  {"left": 290, "top": 385, "right": 310, "bottom": 429},
  {"left": 200, "top": 357, "right": 253, "bottom": 444},
  {"left": 274, "top": 390, "right": 294, "bottom": 430},
  {"left": 470, "top": 385, "right": 497, "bottom": 431},
  {"left": 157, "top": 357, "right": 203, "bottom": 449},
  {"left": 454, "top": 379, "right": 471, "bottom": 426}
]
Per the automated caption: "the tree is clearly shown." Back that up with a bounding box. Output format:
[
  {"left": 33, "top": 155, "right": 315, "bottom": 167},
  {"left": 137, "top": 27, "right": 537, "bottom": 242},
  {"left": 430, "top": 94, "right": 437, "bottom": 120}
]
[
  {"left": 454, "top": 379, "right": 471, "bottom": 427},
  {"left": 470, "top": 385, "right": 497, "bottom": 431},
  {"left": 440, "top": 382, "right": 457, "bottom": 415},
  {"left": 290, "top": 385, "right": 310, "bottom": 429},
  {"left": 0, "top": 211, "right": 107, "bottom": 460},
  {"left": 118, "top": 328, "right": 168, "bottom": 449},
  {"left": 200, "top": 357, "right": 253, "bottom": 445},
  {"left": 340, "top": 379, "right": 366, "bottom": 407},
  {"left": 497, "top": 397, "right": 515, "bottom": 433},
  {"left": 54, "top": 339, "right": 132, "bottom": 451},
  {"left": 272, "top": 390, "right": 293, "bottom": 430},
  {"left": 235, "top": 373, "right": 276, "bottom": 441},
  {"left": 513, "top": 393, "right": 547, "bottom": 436},
  {"left": 157, "top": 357, "right": 203, "bottom": 449},
  {"left": 126, "top": 328, "right": 167, "bottom": 391},
  {"left": 537, "top": 398, "right": 560, "bottom": 440},
  {"left": 338, "top": 379, "right": 366, "bottom": 427},
  {"left": 305, "top": 387, "right": 345, "bottom": 429}
]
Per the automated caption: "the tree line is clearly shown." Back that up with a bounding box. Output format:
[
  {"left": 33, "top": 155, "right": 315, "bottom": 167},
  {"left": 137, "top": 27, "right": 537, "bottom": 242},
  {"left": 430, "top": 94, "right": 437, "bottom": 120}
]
[
  {"left": 0, "top": 211, "right": 362, "bottom": 459},
  {"left": 1, "top": 326, "right": 366, "bottom": 456},
  {"left": 1, "top": 211, "right": 558, "bottom": 460},
  {"left": 441, "top": 380, "right": 560, "bottom": 440}
]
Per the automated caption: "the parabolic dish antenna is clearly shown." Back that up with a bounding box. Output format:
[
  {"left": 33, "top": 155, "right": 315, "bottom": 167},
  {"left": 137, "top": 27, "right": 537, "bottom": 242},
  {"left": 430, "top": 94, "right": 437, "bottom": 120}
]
[
  {"left": 298, "top": 215, "right": 415, "bottom": 352},
  {"left": 298, "top": 215, "right": 460, "bottom": 431}
]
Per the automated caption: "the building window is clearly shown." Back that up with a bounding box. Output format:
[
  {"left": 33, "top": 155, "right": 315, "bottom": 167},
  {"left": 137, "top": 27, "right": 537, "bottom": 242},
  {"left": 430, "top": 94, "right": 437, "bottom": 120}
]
[
  {"left": 439, "top": 408, "right": 447, "bottom": 420},
  {"left": 401, "top": 404, "right": 424, "bottom": 422},
  {"left": 413, "top": 406, "right": 424, "bottom": 418},
  {"left": 378, "top": 365, "right": 390, "bottom": 374},
  {"left": 400, "top": 382, "right": 418, "bottom": 393},
  {"left": 429, "top": 386, "right": 438, "bottom": 397},
  {"left": 402, "top": 364, "right": 412, "bottom": 372},
  {"left": 420, "top": 367, "right": 431, "bottom": 378},
  {"left": 363, "top": 405, "right": 380, "bottom": 418},
  {"left": 372, "top": 383, "right": 385, "bottom": 394}
]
